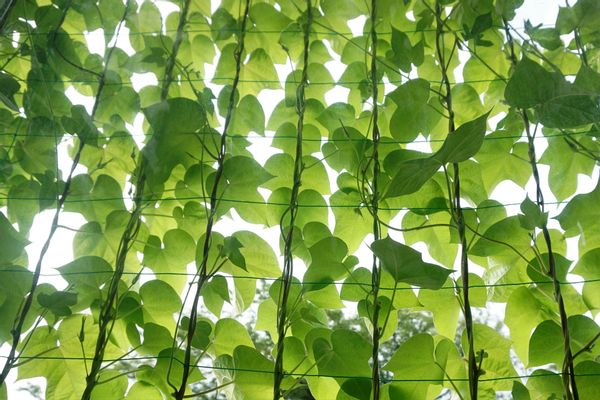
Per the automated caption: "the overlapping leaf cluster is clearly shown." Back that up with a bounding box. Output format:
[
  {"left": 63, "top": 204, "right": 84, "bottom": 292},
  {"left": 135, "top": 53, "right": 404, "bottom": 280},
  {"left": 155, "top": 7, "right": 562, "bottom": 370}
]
[{"left": 0, "top": 0, "right": 599, "bottom": 399}]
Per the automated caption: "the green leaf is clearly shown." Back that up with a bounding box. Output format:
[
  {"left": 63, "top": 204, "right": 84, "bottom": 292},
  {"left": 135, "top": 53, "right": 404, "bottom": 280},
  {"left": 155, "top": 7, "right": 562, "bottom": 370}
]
[
  {"left": 220, "top": 236, "right": 246, "bottom": 270},
  {"left": 38, "top": 290, "right": 77, "bottom": 320},
  {"left": 15, "top": 117, "right": 61, "bottom": 175},
  {"left": 462, "top": 324, "right": 517, "bottom": 392},
  {"left": 574, "top": 361, "right": 600, "bottom": 400},
  {"left": 214, "top": 156, "right": 274, "bottom": 223},
  {"left": 512, "top": 381, "right": 531, "bottom": 400},
  {"left": 233, "top": 346, "right": 274, "bottom": 399},
  {"left": 402, "top": 210, "right": 458, "bottom": 268},
  {"left": 525, "top": 21, "right": 562, "bottom": 50},
  {"left": 505, "top": 57, "right": 557, "bottom": 108},
  {"left": 272, "top": 122, "right": 322, "bottom": 156},
  {"left": 142, "top": 98, "right": 206, "bottom": 187},
  {"left": 538, "top": 92, "right": 600, "bottom": 128},
  {"left": 385, "top": 334, "right": 443, "bottom": 399},
  {"left": 126, "top": 382, "right": 162, "bottom": 399},
  {"left": 136, "top": 348, "right": 203, "bottom": 398},
  {"left": 505, "top": 58, "right": 600, "bottom": 128},
  {"left": 418, "top": 279, "right": 460, "bottom": 338},
  {"left": 139, "top": 323, "right": 173, "bottom": 355},
  {"left": 0, "top": 73, "right": 20, "bottom": 111},
  {"left": 304, "top": 236, "right": 348, "bottom": 283},
  {"left": 529, "top": 315, "right": 600, "bottom": 367},
  {"left": 518, "top": 196, "right": 547, "bottom": 230},
  {"left": 470, "top": 216, "right": 531, "bottom": 257},
  {"left": 73, "top": 211, "right": 145, "bottom": 270},
  {"left": 304, "top": 284, "right": 344, "bottom": 309},
  {"left": 263, "top": 153, "right": 330, "bottom": 194},
  {"left": 388, "top": 79, "right": 437, "bottom": 141},
  {"left": 383, "top": 157, "right": 442, "bottom": 199},
  {"left": 371, "top": 236, "right": 453, "bottom": 289},
  {"left": 525, "top": 369, "right": 564, "bottom": 399},
  {"left": 215, "top": 47, "right": 280, "bottom": 95},
  {"left": 201, "top": 275, "right": 230, "bottom": 317},
  {"left": 313, "top": 329, "right": 371, "bottom": 377},
  {"left": 505, "top": 287, "right": 554, "bottom": 365},
  {"left": 231, "top": 231, "right": 280, "bottom": 277},
  {"left": 450, "top": 84, "right": 485, "bottom": 126},
  {"left": 573, "top": 248, "right": 600, "bottom": 312},
  {"left": 19, "top": 316, "right": 122, "bottom": 399},
  {"left": 0, "top": 212, "right": 29, "bottom": 265},
  {"left": 330, "top": 191, "right": 372, "bottom": 253},
  {"left": 575, "top": 64, "right": 600, "bottom": 95},
  {"left": 213, "top": 318, "right": 254, "bottom": 356},
  {"left": 139, "top": 280, "right": 181, "bottom": 333},
  {"left": 0, "top": 266, "right": 33, "bottom": 343},
  {"left": 289, "top": 63, "right": 335, "bottom": 104},
  {"left": 340, "top": 268, "right": 371, "bottom": 302},
  {"left": 63, "top": 105, "right": 100, "bottom": 144},
  {"left": 211, "top": 7, "right": 237, "bottom": 41},
  {"left": 556, "top": 181, "right": 600, "bottom": 253},
  {"left": 64, "top": 174, "right": 126, "bottom": 223},
  {"left": 229, "top": 95, "right": 265, "bottom": 136},
  {"left": 433, "top": 112, "right": 491, "bottom": 163},
  {"left": 387, "top": 29, "right": 417, "bottom": 72},
  {"left": 143, "top": 229, "right": 195, "bottom": 292},
  {"left": 539, "top": 137, "right": 595, "bottom": 200}
]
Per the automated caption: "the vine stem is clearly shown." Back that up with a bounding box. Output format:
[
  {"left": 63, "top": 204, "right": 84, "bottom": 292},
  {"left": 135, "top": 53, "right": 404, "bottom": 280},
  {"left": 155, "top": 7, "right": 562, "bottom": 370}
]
[
  {"left": 0, "top": 0, "right": 129, "bottom": 389},
  {"left": 569, "top": 9, "right": 589, "bottom": 66},
  {"left": 560, "top": 1, "right": 600, "bottom": 162},
  {"left": 272, "top": 1, "right": 311, "bottom": 399},
  {"left": 80, "top": 0, "right": 193, "bottom": 397},
  {"left": 503, "top": 19, "right": 579, "bottom": 400},
  {"left": 162, "top": 0, "right": 191, "bottom": 100},
  {"left": 80, "top": 171, "right": 146, "bottom": 400},
  {"left": 433, "top": 2, "right": 477, "bottom": 399},
  {"left": 0, "top": 0, "right": 16, "bottom": 31},
  {"left": 174, "top": 1, "right": 250, "bottom": 398},
  {"left": 368, "top": 1, "right": 383, "bottom": 399}
]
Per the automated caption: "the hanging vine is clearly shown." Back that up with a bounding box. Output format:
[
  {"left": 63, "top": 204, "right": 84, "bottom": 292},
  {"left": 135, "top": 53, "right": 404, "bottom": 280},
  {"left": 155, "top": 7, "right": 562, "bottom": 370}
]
[
  {"left": 367, "top": 0, "right": 383, "bottom": 399},
  {"left": 272, "top": 0, "right": 312, "bottom": 399},
  {"left": 503, "top": 21, "right": 579, "bottom": 400},
  {"left": 174, "top": 1, "right": 251, "bottom": 398},
  {"left": 0, "top": 0, "right": 131, "bottom": 387},
  {"left": 80, "top": 1, "right": 190, "bottom": 397},
  {"left": 433, "top": 2, "right": 478, "bottom": 398}
]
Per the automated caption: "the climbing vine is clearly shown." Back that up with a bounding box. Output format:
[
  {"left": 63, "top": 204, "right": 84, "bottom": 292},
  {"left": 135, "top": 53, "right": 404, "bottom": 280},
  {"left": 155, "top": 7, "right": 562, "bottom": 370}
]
[{"left": 0, "top": 0, "right": 599, "bottom": 399}]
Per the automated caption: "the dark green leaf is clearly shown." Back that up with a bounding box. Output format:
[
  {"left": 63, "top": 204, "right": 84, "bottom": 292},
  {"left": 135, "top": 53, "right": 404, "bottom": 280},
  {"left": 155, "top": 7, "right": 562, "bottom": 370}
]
[
  {"left": 433, "top": 111, "right": 491, "bottom": 163},
  {"left": 371, "top": 236, "right": 452, "bottom": 289}
]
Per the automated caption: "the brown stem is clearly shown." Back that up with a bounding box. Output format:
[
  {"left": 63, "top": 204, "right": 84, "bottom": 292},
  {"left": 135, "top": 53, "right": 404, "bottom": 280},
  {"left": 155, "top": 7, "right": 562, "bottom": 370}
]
[
  {"left": 503, "top": 19, "right": 578, "bottom": 400},
  {"left": 573, "top": 331, "right": 600, "bottom": 359},
  {"left": 368, "top": 1, "right": 383, "bottom": 399},
  {"left": 273, "top": 1, "right": 311, "bottom": 399},
  {"left": 0, "top": 0, "right": 128, "bottom": 388},
  {"left": 0, "top": 0, "right": 17, "bottom": 31},
  {"left": 565, "top": 0, "right": 588, "bottom": 68},
  {"left": 174, "top": 1, "right": 250, "bottom": 398},
  {"left": 81, "top": 0, "right": 191, "bottom": 397},
  {"left": 161, "top": 0, "right": 191, "bottom": 100},
  {"left": 434, "top": 2, "right": 477, "bottom": 399}
]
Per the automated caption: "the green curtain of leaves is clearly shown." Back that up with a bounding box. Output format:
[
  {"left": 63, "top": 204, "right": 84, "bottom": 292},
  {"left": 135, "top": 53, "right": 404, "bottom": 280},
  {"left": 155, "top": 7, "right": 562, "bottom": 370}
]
[{"left": 0, "top": 0, "right": 599, "bottom": 399}]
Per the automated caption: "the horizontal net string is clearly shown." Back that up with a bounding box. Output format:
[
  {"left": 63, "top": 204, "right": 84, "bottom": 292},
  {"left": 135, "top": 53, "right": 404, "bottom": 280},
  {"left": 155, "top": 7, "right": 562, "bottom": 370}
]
[
  {"left": 1, "top": 268, "right": 597, "bottom": 290},
  {"left": 0, "top": 194, "right": 571, "bottom": 210},
  {"left": 0, "top": 354, "right": 593, "bottom": 383},
  {"left": 2, "top": 23, "right": 549, "bottom": 37},
  {"left": 0, "top": 130, "right": 587, "bottom": 143},
  {"left": 11, "top": 76, "right": 516, "bottom": 85}
]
